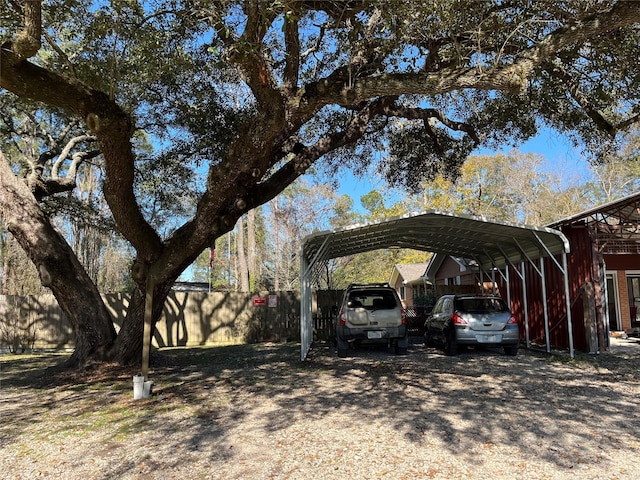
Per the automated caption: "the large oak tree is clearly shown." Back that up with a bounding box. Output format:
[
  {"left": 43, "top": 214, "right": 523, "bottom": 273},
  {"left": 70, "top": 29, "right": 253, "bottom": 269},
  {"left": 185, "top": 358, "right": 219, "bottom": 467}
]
[{"left": 1, "top": 0, "right": 639, "bottom": 366}]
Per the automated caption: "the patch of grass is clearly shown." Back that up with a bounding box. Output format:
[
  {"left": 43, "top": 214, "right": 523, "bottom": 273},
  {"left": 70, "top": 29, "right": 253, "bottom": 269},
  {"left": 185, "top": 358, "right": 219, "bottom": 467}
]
[{"left": 546, "top": 353, "right": 582, "bottom": 365}]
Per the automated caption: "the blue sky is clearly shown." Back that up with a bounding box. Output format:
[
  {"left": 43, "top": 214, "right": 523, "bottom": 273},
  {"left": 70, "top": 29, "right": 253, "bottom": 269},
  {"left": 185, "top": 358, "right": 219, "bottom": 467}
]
[{"left": 332, "top": 126, "right": 592, "bottom": 213}]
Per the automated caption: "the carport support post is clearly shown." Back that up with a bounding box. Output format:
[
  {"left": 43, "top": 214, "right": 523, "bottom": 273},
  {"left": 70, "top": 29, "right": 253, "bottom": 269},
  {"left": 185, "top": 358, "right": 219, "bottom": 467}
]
[
  {"left": 300, "top": 253, "right": 313, "bottom": 361},
  {"left": 563, "top": 252, "right": 575, "bottom": 358},
  {"left": 505, "top": 266, "right": 511, "bottom": 306},
  {"left": 540, "top": 257, "right": 551, "bottom": 353},
  {"left": 491, "top": 269, "right": 496, "bottom": 294},
  {"left": 521, "top": 262, "right": 530, "bottom": 349}
]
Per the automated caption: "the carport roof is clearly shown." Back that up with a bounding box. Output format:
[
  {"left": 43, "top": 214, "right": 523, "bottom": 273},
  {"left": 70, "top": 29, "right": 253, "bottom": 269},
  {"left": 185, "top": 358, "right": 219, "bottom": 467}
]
[{"left": 301, "top": 210, "right": 570, "bottom": 271}]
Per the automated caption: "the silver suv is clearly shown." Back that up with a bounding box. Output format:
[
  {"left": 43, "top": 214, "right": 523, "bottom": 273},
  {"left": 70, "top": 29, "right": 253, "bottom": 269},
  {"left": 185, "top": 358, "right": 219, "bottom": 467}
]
[{"left": 335, "top": 283, "right": 409, "bottom": 357}]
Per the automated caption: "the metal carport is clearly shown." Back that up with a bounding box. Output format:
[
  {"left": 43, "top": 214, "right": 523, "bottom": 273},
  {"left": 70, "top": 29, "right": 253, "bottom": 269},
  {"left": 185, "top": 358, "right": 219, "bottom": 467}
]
[{"left": 299, "top": 211, "right": 572, "bottom": 361}]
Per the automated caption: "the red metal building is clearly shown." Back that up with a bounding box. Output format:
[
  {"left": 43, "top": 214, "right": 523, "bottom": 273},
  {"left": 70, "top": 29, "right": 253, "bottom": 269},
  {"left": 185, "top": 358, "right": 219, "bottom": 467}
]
[{"left": 506, "top": 193, "right": 640, "bottom": 353}]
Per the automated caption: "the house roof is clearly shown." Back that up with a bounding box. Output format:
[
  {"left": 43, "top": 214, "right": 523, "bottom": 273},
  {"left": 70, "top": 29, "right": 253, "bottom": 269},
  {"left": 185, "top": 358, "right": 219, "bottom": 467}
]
[
  {"left": 390, "top": 263, "right": 429, "bottom": 286},
  {"left": 425, "top": 255, "right": 477, "bottom": 281}
]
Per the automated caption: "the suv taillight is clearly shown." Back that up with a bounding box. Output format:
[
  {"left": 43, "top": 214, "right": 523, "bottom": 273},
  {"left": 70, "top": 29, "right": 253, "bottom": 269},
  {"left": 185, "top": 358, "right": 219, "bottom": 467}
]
[
  {"left": 401, "top": 308, "right": 406, "bottom": 325},
  {"left": 339, "top": 310, "right": 347, "bottom": 326},
  {"left": 452, "top": 312, "right": 468, "bottom": 325},
  {"left": 507, "top": 314, "right": 517, "bottom": 324}
]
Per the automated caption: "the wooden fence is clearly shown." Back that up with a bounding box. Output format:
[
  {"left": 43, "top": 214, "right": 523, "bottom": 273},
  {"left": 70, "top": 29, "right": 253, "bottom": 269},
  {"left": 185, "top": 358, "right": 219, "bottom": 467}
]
[
  {"left": 0, "top": 290, "right": 345, "bottom": 351},
  {"left": 0, "top": 290, "right": 436, "bottom": 352}
]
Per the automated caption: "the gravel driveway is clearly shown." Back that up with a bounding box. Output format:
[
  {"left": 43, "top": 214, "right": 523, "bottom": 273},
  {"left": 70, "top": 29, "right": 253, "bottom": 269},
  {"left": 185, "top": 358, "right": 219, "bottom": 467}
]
[{"left": 1, "top": 337, "right": 639, "bottom": 479}]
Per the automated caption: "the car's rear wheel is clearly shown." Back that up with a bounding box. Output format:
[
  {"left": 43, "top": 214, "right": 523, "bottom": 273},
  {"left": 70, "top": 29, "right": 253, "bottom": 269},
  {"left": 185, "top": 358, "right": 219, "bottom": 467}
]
[
  {"left": 336, "top": 334, "right": 349, "bottom": 358},
  {"left": 424, "top": 328, "right": 432, "bottom": 346},
  {"left": 444, "top": 331, "right": 458, "bottom": 356},
  {"left": 395, "top": 345, "right": 408, "bottom": 355},
  {"left": 504, "top": 345, "right": 518, "bottom": 356}
]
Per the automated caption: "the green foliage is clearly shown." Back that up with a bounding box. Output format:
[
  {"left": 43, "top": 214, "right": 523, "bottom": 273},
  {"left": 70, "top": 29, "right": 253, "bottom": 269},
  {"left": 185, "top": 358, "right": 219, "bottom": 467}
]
[
  {"left": 413, "top": 291, "right": 437, "bottom": 307},
  {"left": 386, "top": 122, "right": 476, "bottom": 192},
  {"left": 329, "top": 194, "right": 361, "bottom": 229},
  {"left": 6, "top": 0, "right": 640, "bottom": 236}
]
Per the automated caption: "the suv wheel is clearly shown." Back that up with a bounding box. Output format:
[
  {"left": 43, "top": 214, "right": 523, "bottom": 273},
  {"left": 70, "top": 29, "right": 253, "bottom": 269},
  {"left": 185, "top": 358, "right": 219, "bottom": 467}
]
[
  {"left": 338, "top": 348, "right": 348, "bottom": 358},
  {"left": 395, "top": 345, "right": 408, "bottom": 355}
]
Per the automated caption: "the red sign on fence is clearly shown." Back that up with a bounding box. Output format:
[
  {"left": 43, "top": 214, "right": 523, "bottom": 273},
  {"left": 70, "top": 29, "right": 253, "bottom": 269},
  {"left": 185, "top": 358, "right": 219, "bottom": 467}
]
[{"left": 253, "top": 297, "right": 267, "bottom": 306}]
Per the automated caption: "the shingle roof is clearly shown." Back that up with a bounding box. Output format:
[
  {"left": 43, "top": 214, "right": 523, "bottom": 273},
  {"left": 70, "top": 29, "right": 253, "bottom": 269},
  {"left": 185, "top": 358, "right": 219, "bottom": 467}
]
[{"left": 394, "top": 263, "right": 428, "bottom": 283}]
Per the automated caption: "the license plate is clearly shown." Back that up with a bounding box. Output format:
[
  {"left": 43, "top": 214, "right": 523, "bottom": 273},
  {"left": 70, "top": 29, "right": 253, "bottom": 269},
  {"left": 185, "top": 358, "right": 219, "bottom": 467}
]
[
  {"left": 367, "top": 331, "right": 383, "bottom": 339},
  {"left": 477, "top": 334, "right": 502, "bottom": 343}
]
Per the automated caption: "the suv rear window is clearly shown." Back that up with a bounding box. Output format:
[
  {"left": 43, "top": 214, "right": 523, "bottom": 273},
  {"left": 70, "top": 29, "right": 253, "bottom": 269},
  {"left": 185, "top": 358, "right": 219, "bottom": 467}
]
[
  {"left": 348, "top": 290, "right": 398, "bottom": 310},
  {"left": 454, "top": 297, "right": 508, "bottom": 313}
]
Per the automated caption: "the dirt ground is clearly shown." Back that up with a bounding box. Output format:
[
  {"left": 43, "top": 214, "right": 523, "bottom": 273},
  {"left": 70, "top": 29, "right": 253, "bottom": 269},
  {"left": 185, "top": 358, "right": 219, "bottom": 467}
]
[{"left": 1, "top": 336, "right": 640, "bottom": 479}]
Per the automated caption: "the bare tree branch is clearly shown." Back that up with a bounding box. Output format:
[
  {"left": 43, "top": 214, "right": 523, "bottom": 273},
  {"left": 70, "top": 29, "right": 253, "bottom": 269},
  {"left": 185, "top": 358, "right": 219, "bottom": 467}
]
[
  {"left": 52, "top": 134, "right": 98, "bottom": 179},
  {"left": 34, "top": 150, "right": 100, "bottom": 201}
]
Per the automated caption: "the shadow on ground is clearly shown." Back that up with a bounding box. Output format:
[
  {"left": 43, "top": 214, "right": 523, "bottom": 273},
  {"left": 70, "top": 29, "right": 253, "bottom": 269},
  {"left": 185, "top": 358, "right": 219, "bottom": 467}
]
[{"left": 1, "top": 338, "right": 639, "bottom": 477}]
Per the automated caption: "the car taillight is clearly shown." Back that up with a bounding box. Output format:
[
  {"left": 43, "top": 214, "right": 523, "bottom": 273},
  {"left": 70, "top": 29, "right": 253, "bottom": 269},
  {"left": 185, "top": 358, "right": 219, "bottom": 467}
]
[
  {"left": 507, "top": 314, "right": 517, "bottom": 324},
  {"left": 339, "top": 310, "right": 347, "bottom": 326},
  {"left": 452, "top": 312, "right": 468, "bottom": 325},
  {"left": 401, "top": 308, "right": 406, "bottom": 325}
]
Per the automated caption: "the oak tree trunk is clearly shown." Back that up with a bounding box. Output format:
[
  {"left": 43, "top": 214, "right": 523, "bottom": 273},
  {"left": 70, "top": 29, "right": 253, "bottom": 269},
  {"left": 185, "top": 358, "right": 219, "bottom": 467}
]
[
  {"left": 0, "top": 154, "right": 117, "bottom": 366},
  {"left": 108, "top": 280, "right": 173, "bottom": 365}
]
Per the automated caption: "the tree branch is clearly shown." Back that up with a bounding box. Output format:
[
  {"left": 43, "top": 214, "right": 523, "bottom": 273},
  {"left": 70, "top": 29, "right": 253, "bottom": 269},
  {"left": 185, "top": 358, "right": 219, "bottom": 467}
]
[
  {"left": 43, "top": 31, "right": 77, "bottom": 78},
  {"left": 283, "top": 3, "right": 301, "bottom": 90},
  {"left": 219, "top": 3, "right": 283, "bottom": 111},
  {"left": 301, "top": 1, "right": 640, "bottom": 109},
  {"left": 248, "top": 99, "right": 383, "bottom": 205},
  {"left": 1, "top": 47, "right": 162, "bottom": 259},
  {"left": 369, "top": 102, "right": 481, "bottom": 145},
  {"left": 51, "top": 135, "right": 98, "bottom": 179},
  {"left": 20, "top": 132, "right": 100, "bottom": 201},
  {"left": 33, "top": 153, "right": 99, "bottom": 201},
  {"left": 615, "top": 112, "right": 640, "bottom": 132},
  {"left": 543, "top": 61, "right": 616, "bottom": 137},
  {"left": 12, "top": 0, "right": 41, "bottom": 60}
]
